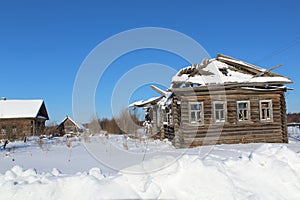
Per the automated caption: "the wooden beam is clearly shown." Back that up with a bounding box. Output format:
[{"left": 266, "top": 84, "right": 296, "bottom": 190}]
[
  {"left": 151, "top": 85, "right": 167, "bottom": 96},
  {"left": 255, "top": 64, "right": 283, "bottom": 77}
]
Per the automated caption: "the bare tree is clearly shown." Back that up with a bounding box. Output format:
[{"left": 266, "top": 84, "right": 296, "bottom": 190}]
[
  {"left": 116, "top": 108, "right": 141, "bottom": 136},
  {"left": 88, "top": 115, "right": 101, "bottom": 134},
  {"left": 43, "top": 121, "right": 58, "bottom": 136}
]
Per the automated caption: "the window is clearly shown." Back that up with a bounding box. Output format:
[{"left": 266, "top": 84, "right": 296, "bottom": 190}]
[
  {"left": 189, "top": 102, "right": 204, "bottom": 125},
  {"left": 214, "top": 101, "right": 226, "bottom": 123},
  {"left": 260, "top": 100, "right": 272, "bottom": 121},
  {"left": 163, "top": 108, "right": 172, "bottom": 125},
  {"left": 156, "top": 109, "right": 161, "bottom": 128},
  {"left": 237, "top": 101, "right": 250, "bottom": 122},
  {"left": 164, "top": 113, "right": 171, "bottom": 125},
  {"left": 12, "top": 126, "right": 17, "bottom": 134},
  {"left": 31, "top": 121, "right": 34, "bottom": 134},
  {"left": 1, "top": 127, "right": 6, "bottom": 134},
  {"left": 22, "top": 126, "right": 27, "bottom": 133}
]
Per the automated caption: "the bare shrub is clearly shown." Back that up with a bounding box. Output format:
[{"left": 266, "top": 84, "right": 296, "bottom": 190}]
[{"left": 122, "top": 135, "right": 128, "bottom": 150}]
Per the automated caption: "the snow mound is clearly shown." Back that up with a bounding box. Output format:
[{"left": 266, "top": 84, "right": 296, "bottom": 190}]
[{"left": 0, "top": 144, "right": 300, "bottom": 199}]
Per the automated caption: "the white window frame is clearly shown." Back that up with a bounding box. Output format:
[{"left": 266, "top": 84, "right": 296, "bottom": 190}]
[
  {"left": 188, "top": 102, "right": 204, "bottom": 126},
  {"left": 162, "top": 108, "right": 172, "bottom": 125},
  {"left": 12, "top": 126, "right": 17, "bottom": 134},
  {"left": 156, "top": 108, "right": 161, "bottom": 128},
  {"left": 213, "top": 101, "right": 226, "bottom": 123},
  {"left": 260, "top": 100, "right": 273, "bottom": 122},
  {"left": 237, "top": 100, "right": 251, "bottom": 122}
]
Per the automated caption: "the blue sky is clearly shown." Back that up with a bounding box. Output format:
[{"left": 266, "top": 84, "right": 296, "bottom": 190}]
[{"left": 0, "top": 0, "right": 299, "bottom": 124}]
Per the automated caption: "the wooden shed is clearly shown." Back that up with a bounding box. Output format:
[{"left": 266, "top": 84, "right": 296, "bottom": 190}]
[
  {"left": 130, "top": 54, "right": 292, "bottom": 148},
  {"left": 56, "top": 116, "right": 85, "bottom": 137},
  {"left": 0, "top": 98, "right": 49, "bottom": 140}
]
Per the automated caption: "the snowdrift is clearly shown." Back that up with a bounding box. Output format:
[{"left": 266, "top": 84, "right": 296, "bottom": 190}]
[{"left": 1, "top": 143, "right": 300, "bottom": 199}]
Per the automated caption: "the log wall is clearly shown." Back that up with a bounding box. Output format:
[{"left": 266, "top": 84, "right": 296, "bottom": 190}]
[
  {"left": 0, "top": 118, "right": 46, "bottom": 141},
  {"left": 169, "top": 88, "right": 288, "bottom": 148}
]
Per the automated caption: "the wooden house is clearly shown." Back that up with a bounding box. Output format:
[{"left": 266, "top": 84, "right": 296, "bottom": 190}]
[
  {"left": 130, "top": 54, "right": 292, "bottom": 148},
  {"left": 0, "top": 98, "right": 49, "bottom": 140},
  {"left": 56, "top": 116, "right": 84, "bottom": 137}
]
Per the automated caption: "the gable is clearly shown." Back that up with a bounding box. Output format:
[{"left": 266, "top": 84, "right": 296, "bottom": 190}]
[
  {"left": 57, "top": 116, "right": 84, "bottom": 130},
  {"left": 37, "top": 102, "right": 49, "bottom": 120}
]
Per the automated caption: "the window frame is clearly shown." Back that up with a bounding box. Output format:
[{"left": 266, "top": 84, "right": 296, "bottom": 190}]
[
  {"left": 12, "top": 126, "right": 17, "bottom": 134},
  {"left": 188, "top": 102, "right": 204, "bottom": 126},
  {"left": 156, "top": 108, "right": 161, "bottom": 128},
  {"left": 1, "top": 127, "right": 6, "bottom": 135},
  {"left": 260, "top": 100, "right": 273, "bottom": 122},
  {"left": 213, "top": 101, "right": 227, "bottom": 123},
  {"left": 162, "top": 108, "right": 173, "bottom": 125},
  {"left": 22, "top": 126, "right": 27, "bottom": 133},
  {"left": 237, "top": 100, "right": 251, "bottom": 122}
]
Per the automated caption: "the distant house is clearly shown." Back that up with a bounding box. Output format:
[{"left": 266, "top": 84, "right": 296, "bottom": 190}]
[
  {"left": 56, "top": 116, "right": 85, "bottom": 137},
  {"left": 0, "top": 98, "right": 49, "bottom": 140},
  {"left": 130, "top": 54, "right": 292, "bottom": 148}
]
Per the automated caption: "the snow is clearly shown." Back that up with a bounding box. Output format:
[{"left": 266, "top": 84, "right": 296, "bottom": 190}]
[
  {"left": 289, "top": 125, "right": 300, "bottom": 141},
  {"left": 59, "top": 116, "right": 85, "bottom": 130},
  {"left": 157, "top": 91, "right": 173, "bottom": 107},
  {"left": 0, "top": 99, "right": 45, "bottom": 119},
  {"left": 1, "top": 132, "right": 300, "bottom": 199},
  {"left": 172, "top": 59, "right": 292, "bottom": 86},
  {"left": 129, "top": 96, "right": 162, "bottom": 107},
  {"left": 216, "top": 55, "right": 267, "bottom": 72},
  {"left": 249, "top": 76, "right": 292, "bottom": 83},
  {"left": 241, "top": 86, "right": 289, "bottom": 91}
]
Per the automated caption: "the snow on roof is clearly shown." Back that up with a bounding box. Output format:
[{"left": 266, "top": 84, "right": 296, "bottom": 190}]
[
  {"left": 0, "top": 99, "right": 47, "bottom": 119},
  {"left": 157, "top": 92, "right": 173, "bottom": 107},
  {"left": 172, "top": 55, "right": 292, "bottom": 87},
  {"left": 129, "top": 96, "right": 163, "bottom": 108},
  {"left": 216, "top": 55, "right": 267, "bottom": 73}
]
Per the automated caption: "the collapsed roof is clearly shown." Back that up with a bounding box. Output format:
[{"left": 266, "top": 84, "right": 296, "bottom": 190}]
[
  {"left": 171, "top": 54, "right": 292, "bottom": 88},
  {"left": 129, "top": 54, "right": 292, "bottom": 108},
  {"left": 129, "top": 96, "right": 163, "bottom": 108}
]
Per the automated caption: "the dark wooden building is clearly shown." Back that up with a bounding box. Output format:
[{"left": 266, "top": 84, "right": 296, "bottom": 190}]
[
  {"left": 0, "top": 98, "right": 49, "bottom": 140},
  {"left": 130, "top": 54, "right": 292, "bottom": 148},
  {"left": 56, "top": 116, "right": 84, "bottom": 137}
]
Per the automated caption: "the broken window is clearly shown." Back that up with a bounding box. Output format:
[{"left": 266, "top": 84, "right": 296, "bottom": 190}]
[
  {"left": 189, "top": 102, "right": 204, "bottom": 126},
  {"left": 237, "top": 101, "right": 250, "bottom": 122},
  {"left": 214, "top": 101, "right": 226, "bottom": 123},
  {"left": 164, "top": 112, "right": 172, "bottom": 125},
  {"left": 145, "top": 107, "right": 152, "bottom": 122},
  {"left": 162, "top": 107, "right": 172, "bottom": 125},
  {"left": 260, "top": 100, "right": 272, "bottom": 121}
]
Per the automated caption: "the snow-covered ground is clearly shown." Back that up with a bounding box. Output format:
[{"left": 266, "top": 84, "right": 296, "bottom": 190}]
[{"left": 1, "top": 131, "right": 300, "bottom": 199}]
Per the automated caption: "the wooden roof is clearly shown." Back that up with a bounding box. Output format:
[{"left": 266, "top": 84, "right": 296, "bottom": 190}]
[
  {"left": 171, "top": 54, "right": 292, "bottom": 88},
  {"left": 57, "top": 116, "right": 85, "bottom": 130}
]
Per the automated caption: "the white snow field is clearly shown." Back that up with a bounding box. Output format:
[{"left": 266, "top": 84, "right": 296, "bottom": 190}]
[{"left": 1, "top": 132, "right": 300, "bottom": 200}]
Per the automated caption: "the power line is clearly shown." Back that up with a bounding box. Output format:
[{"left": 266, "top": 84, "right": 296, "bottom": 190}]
[{"left": 255, "top": 36, "right": 300, "bottom": 64}]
